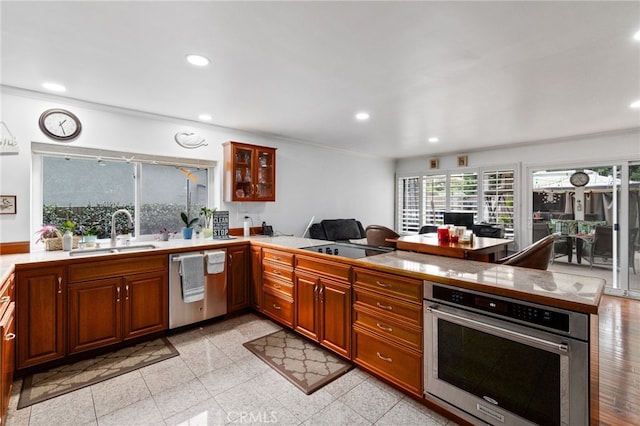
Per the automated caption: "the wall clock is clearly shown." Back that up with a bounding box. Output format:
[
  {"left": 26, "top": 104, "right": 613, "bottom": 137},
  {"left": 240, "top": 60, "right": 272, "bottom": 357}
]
[
  {"left": 569, "top": 171, "right": 590, "bottom": 187},
  {"left": 38, "top": 109, "right": 82, "bottom": 141}
]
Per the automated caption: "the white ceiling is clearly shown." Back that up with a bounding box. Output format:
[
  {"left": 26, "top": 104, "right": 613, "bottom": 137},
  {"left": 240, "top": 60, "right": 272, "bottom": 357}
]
[{"left": 2, "top": 1, "right": 639, "bottom": 159}]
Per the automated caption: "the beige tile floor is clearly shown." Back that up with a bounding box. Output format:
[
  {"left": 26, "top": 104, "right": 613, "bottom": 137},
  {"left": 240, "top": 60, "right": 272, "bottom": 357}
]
[{"left": 5, "top": 313, "right": 457, "bottom": 426}]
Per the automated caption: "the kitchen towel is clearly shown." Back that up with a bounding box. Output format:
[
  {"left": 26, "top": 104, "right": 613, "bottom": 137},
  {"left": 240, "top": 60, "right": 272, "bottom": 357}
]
[
  {"left": 205, "top": 250, "right": 225, "bottom": 274},
  {"left": 179, "top": 253, "right": 205, "bottom": 302}
]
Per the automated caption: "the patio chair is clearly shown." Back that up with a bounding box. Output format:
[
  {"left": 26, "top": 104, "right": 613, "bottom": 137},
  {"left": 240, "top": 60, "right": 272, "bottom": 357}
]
[
  {"left": 534, "top": 222, "right": 569, "bottom": 263},
  {"left": 582, "top": 226, "right": 613, "bottom": 269}
]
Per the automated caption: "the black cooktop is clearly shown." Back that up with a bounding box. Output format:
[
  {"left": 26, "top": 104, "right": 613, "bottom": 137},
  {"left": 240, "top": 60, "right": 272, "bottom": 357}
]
[{"left": 300, "top": 242, "right": 393, "bottom": 259}]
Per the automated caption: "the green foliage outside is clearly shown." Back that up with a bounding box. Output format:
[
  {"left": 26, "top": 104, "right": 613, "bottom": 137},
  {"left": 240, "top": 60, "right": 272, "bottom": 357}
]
[{"left": 43, "top": 202, "right": 205, "bottom": 238}]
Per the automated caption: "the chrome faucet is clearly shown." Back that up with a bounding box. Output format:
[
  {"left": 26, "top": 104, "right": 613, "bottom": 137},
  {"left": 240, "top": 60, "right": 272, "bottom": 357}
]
[{"left": 111, "top": 209, "right": 133, "bottom": 247}]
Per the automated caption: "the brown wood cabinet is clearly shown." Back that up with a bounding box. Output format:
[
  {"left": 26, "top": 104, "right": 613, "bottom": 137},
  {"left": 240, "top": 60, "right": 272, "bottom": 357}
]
[
  {"left": 16, "top": 266, "right": 66, "bottom": 369},
  {"left": 227, "top": 245, "right": 249, "bottom": 312},
  {"left": 67, "top": 256, "right": 168, "bottom": 355},
  {"left": 0, "top": 273, "right": 15, "bottom": 426},
  {"left": 295, "top": 256, "right": 351, "bottom": 358},
  {"left": 261, "top": 248, "right": 295, "bottom": 328},
  {"left": 249, "top": 246, "right": 262, "bottom": 310},
  {"left": 352, "top": 267, "right": 423, "bottom": 397},
  {"left": 223, "top": 141, "right": 276, "bottom": 202}
]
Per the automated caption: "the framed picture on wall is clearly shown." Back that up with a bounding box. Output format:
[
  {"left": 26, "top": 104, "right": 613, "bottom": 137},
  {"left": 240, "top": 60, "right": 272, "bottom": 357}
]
[
  {"left": 457, "top": 155, "right": 468, "bottom": 167},
  {"left": 0, "top": 195, "right": 16, "bottom": 214},
  {"left": 430, "top": 158, "right": 439, "bottom": 169}
]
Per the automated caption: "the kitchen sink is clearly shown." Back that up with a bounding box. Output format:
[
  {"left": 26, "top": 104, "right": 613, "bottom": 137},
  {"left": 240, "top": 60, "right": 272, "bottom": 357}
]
[{"left": 69, "top": 244, "right": 157, "bottom": 257}]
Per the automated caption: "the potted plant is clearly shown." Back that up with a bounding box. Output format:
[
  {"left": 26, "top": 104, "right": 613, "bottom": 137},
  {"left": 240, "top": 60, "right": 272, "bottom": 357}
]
[
  {"left": 180, "top": 212, "right": 198, "bottom": 239},
  {"left": 81, "top": 222, "right": 103, "bottom": 247},
  {"left": 157, "top": 227, "right": 174, "bottom": 241},
  {"left": 35, "top": 224, "right": 62, "bottom": 251},
  {"left": 200, "top": 207, "right": 216, "bottom": 238}
]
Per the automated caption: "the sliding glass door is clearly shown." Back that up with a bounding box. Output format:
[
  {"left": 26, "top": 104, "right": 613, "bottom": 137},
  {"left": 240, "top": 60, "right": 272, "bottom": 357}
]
[{"left": 531, "top": 163, "right": 638, "bottom": 297}]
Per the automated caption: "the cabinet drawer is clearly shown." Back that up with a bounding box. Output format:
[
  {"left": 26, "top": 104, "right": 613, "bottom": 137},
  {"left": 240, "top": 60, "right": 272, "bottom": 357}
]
[
  {"left": 263, "top": 262, "right": 293, "bottom": 283},
  {"left": 296, "top": 255, "right": 350, "bottom": 282},
  {"left": 263, "top": 291, "right": 294, "bottom": 328},
  {"left": 353, "top": 268, "right": 422, "bottom": 303},
  {"left": 353, "top": 288, "right": 421, "bottom": 326},
  {"left": 263, "top": 275, "right": 293, "bottom": 298},
  {"left": 353, "top": 307, "right": 422, "bottom": 351},
  {"left": 353, "top": 326, "right": 422, "bottom": 396},
  {"left": 263, "top": 248, "right": 294, "bottom": 267},
  {"left": 68, "top": 255, "right": 167, "bottom": 283}
]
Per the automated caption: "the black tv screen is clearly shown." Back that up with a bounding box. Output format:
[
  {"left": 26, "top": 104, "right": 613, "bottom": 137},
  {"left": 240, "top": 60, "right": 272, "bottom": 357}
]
[{"left": 443, "top": 212, "right": 475, "bottom": 228}]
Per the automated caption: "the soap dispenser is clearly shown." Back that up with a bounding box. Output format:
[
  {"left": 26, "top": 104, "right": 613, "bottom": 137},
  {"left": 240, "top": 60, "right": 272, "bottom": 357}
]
[{"left": 243, "top": 216, "right": 250, "bottom": 237}]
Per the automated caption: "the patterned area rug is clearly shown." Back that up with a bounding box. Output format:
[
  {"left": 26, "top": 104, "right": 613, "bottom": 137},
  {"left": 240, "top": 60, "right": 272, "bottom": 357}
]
[
  {"left": 18, "top": 337, "right": 179, "bottom": 409},
  {"left": 243, "top": 329, "right": 353, "bottom": 394}
]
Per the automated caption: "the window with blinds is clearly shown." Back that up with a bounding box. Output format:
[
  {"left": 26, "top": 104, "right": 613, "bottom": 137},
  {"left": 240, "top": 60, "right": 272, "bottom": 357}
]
[
  {"left": 397, "top": 175, "right": 421, "bottom": 233},
  {"left": 396, "top": 166, "right": 517, "bottom": 236},
  {"left": 482, "top": 169, "right": 515, "bottom": 236},
  {"left": 424, "top": 174, "right": 447, "bottom": 225},
  {"left": 449, "top": 172, "right": 478, "bottom": 220}
]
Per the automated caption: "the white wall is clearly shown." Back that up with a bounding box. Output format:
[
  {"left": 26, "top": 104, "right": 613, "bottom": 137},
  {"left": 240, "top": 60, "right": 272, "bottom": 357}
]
[{"left": 0, "top": 88, "right": 395, "bottom": 244}]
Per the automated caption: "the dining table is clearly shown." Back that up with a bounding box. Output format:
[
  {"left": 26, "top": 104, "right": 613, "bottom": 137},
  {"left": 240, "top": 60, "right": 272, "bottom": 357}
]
[{"left": 389, "top": 233, "right": 513, "bottom": 263}]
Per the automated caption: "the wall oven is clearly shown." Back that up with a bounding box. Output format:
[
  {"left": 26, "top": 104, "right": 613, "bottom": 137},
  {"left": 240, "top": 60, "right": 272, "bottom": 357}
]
[{"left": 424, "top": 281, "right": 590, "bottom": 426}]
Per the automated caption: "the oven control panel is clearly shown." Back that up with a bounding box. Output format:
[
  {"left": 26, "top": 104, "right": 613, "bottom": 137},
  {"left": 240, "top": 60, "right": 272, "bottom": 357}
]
[{"left": 432, "top": 285, "right": 570, "bottom": 332}]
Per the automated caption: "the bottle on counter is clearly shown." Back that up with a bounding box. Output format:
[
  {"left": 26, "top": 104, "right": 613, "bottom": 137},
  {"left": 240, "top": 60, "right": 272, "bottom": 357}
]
[
  {"left": 62, "top": 230, "right": 73, "bottom": 251},
  {"left": 243, "top": 216, "right": 250, "bottom": 237}
]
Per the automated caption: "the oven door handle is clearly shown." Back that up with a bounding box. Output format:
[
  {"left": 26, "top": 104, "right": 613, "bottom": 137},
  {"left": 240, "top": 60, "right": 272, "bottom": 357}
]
[{"left": 428, "top": 305, "right": 569, "bottom": 353}]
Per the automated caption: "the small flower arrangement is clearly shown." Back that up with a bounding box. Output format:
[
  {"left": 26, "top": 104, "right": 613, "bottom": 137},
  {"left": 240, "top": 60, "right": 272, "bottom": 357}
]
[
  {"left": 157, "top": 227, "right": 175, "bottom": 241},
  {"left": 35, "top": 224, "right": 61, "bottom": 244}
]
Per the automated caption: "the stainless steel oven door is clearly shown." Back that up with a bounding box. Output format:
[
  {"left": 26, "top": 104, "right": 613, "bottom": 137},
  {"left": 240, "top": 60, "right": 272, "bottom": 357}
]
[{"left": 424, "top": 303, "right": 588, "bottom": 426}]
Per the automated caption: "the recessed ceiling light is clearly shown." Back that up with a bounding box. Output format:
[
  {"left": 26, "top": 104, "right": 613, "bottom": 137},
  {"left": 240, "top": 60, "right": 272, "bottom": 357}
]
[
  {"left": 428, "top": 137, "right": 439, "bottom": 143},
  {"left": 355, "top": 112, "right": 370, "bottom": 121},
  {"left": 198, "top": 114, "right": 212, "bottom": 121},
  {"left": 186, "top": 54, "right": 210, "bottom": 67},
  {"left": 42, "top": 82, "right": 66, "bottom": 92},
  {"left": 630, "top": 100, "right": 640, "bottom": 109},
  {"left": 634, "top": 30, "right": 640, "bottom": 41}
]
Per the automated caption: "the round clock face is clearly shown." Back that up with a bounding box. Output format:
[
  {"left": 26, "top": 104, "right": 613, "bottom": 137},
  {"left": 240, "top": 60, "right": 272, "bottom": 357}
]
[
  {"left": 570, "top": 171, "right": 590, "bottom": 187},
  {"left": 39, "top": 109, "right": 82, "bottom": 141}
]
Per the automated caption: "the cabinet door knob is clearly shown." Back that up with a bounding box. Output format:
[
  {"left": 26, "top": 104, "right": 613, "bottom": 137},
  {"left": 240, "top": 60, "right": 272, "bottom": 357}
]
[{"left": 376, "top": 352, "right": 393, "bottom": 363}]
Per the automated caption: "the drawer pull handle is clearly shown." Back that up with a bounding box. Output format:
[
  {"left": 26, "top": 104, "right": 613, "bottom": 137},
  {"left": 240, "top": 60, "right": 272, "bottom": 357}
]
[
  {"left": 58, "top": 276, "right": 63, "bottom": 294},
  {"left": 376, "top": 302, "right": 393, "bottom": 311},
  {"left": 5, "top": 333, "right": 15, "bottom": 341},
  {"left": 274, "top": 256, "right": 281, "bottom": 261},
  {"left": 273, "top": 270, "right": 281, "bottom": 275},
  {"left": 376, "top": 281, "right": 392, "bottom": 289},
  {"left": 273, "top": 304, "right": 281, "bottom": 310},
  {"left": 376, "top": 352, "right": 393, "bottom": 363},
  {"left": 0, "top": 296, "right": 9, "bottom": 304},
  {"left": 376, "top": 323, "right": 393, "bottom": 332},
  {"left": 273, "top": 284, "right": 281, "bottom": 289}
]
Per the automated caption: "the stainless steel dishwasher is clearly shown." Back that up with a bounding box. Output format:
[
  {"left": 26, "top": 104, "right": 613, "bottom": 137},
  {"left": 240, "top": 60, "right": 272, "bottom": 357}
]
[{"left": 169, "top": 249, "right": 227, "bottom": 329}]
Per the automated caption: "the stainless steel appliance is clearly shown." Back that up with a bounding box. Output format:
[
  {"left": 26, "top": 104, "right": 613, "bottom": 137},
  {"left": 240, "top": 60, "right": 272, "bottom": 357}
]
[
  {"left": 424, "top": 281, "right": 589, "bottom": 426},
  {"left": 169, "top": 250, "right": 227, "bottom": 329},
  {"left": 300, "top": 242, "right": 393, "bottom": 259}
]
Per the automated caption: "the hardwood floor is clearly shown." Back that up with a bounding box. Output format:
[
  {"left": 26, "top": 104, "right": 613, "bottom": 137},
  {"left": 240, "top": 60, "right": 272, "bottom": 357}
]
[{"left": 598, "top": 295, "right": 640, "bottom": 425}]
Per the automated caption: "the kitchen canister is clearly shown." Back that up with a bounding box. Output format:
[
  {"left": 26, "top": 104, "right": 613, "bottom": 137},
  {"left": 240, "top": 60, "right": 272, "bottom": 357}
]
[{"left": 62, "top": 230, "right": 73, "bottom": 251}]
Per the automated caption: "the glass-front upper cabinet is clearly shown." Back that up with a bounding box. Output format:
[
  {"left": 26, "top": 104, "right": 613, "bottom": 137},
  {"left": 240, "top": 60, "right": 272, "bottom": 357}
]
[{"left": 223, "top": 142, "right": 276, "bottom": 202}]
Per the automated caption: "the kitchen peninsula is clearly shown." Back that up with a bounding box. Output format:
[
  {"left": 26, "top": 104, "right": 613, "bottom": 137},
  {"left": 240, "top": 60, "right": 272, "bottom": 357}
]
[{"left": 0, "top": 236, "right": 604, "bottom": 425}]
